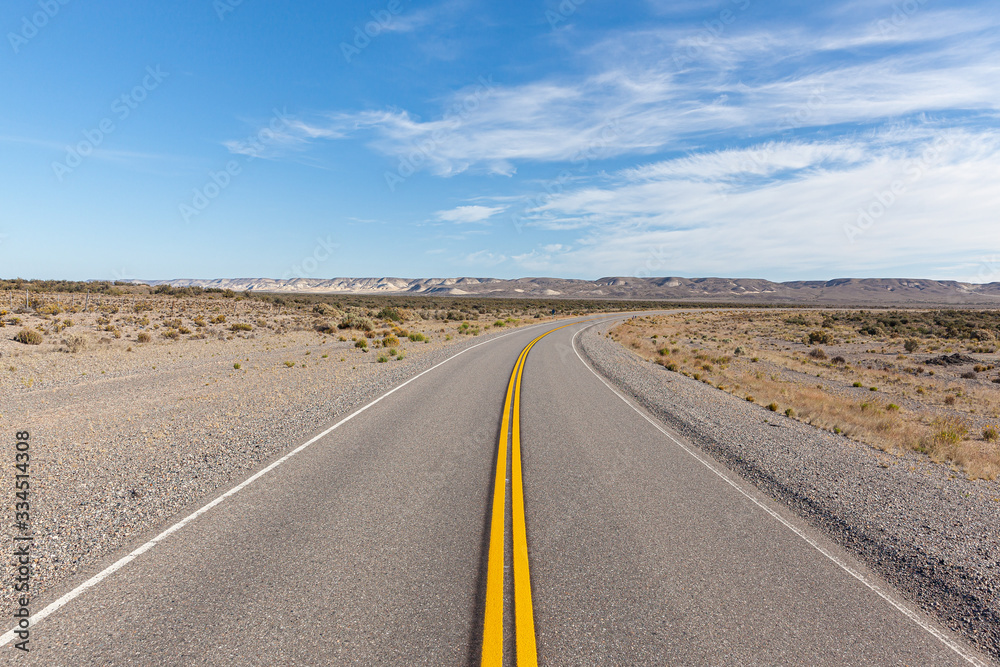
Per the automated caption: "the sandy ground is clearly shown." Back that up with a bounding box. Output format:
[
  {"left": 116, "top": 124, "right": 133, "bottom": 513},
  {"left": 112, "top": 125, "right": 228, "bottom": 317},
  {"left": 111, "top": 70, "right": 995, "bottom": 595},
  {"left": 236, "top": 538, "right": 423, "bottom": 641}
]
[
  {"left": 0, "top": 294, "right": 550, "bottom": 618},
  {"left": 612, "top": 309, "right": 1000, "bottom": 479}
]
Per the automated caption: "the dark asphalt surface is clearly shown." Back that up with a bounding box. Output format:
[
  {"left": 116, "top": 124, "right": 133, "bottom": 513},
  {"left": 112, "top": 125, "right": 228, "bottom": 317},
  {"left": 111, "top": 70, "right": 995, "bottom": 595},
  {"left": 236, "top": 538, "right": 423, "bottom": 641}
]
[{"left": 2, "top": 319, "right": 988, "bottom": 665}]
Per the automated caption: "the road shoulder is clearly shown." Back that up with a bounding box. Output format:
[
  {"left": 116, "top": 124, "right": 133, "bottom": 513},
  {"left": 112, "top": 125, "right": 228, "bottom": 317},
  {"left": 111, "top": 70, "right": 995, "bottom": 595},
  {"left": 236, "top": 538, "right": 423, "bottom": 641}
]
[{"left": 578, "top": 320, "right": 1000, "bottom": 663}]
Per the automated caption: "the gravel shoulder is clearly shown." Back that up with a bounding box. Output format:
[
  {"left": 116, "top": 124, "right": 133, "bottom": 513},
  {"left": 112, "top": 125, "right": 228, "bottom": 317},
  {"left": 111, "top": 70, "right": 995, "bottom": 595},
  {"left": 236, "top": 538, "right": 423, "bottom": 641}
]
[
  {"left": 0, "top": 319, "right": 553, "bottom": 621},
  {"left": 579, "top": 320, "right": 1000, "bottom": 662}
]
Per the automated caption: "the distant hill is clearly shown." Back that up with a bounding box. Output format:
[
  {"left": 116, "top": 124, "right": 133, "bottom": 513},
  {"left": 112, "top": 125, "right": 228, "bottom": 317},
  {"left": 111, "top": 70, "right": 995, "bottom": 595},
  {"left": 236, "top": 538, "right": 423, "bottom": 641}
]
[{"left": 132, "top": 276, "right": 1000, "bottom": 306}]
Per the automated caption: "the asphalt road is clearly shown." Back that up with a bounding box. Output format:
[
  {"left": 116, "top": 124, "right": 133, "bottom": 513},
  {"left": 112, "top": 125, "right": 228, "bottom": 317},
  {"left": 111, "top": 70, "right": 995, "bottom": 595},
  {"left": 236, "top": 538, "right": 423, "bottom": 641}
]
[{"left": 2, "top": 319, "right": 989, "bottom": 665}]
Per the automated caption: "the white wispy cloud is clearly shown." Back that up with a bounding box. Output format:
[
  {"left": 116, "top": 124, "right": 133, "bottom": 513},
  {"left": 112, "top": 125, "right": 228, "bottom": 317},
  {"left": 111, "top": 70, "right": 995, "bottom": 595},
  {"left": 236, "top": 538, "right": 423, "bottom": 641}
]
[
  {"left": 435, "top": 204, "right": 505, "bottom": 223},
  {"left": 507, "top": 129, "right": 1000, "bottom": 279},
  {"left": 464, "top": 250, "right": 507, "bottom": 267},
  {"left": 226, "top": 12, "right": 1000, "bottom": 177},
  {"left": 215, "top": 4, "right": 999, "bottom": 281},
  {"left": 380, "top": 0, "right": 471, "bottom": 34}
]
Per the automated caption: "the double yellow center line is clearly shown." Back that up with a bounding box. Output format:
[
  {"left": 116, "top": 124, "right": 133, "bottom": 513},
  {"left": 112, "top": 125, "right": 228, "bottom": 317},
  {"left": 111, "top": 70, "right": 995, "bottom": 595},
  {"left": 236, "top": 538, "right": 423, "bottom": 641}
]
[{"left": 482, "top": 324, "right": 573, "bottom": 666}]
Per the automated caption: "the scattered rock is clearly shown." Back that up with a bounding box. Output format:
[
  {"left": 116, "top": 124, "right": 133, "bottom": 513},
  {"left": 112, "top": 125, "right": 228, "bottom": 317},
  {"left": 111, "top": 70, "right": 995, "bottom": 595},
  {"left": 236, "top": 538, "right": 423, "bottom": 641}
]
[{"left": 925, "top": 353, "right": 978, "bottom": 366}]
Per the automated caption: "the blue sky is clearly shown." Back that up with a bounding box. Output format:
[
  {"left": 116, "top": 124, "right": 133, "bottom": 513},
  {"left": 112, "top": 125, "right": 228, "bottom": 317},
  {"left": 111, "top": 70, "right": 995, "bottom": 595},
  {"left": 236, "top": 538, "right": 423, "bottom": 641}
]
[{"left": 1, "top": 0, "right": 998, "bottom": 282}]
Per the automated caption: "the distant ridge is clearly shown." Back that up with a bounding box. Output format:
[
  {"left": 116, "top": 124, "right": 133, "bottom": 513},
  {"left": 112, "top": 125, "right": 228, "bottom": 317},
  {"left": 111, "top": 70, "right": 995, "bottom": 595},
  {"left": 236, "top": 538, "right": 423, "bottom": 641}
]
[{"left": 128, "top": 277, "right": 1000, "bottom": 306}]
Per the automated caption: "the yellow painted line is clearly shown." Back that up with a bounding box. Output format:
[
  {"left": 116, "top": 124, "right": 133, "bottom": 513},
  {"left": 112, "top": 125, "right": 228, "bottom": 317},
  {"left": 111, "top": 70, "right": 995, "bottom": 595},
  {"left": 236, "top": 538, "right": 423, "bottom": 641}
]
[
  {"left": 482, "top": 323, "right": 575, "bottom": 666},
  {"left": 481, "top": 342, "right": 530, "bottom": 665}
]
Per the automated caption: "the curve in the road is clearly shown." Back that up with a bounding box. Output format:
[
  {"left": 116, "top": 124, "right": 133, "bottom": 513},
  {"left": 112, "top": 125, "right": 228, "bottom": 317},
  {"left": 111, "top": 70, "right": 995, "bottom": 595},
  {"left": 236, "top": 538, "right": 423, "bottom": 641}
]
[{"left": 1, "top": 316, "right": 992, "bottom": 666}]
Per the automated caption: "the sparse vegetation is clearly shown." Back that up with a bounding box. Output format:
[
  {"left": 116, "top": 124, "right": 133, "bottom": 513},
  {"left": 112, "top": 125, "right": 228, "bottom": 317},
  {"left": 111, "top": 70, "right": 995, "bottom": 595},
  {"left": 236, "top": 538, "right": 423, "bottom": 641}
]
[
  {"left": 376, "top": 307, "right": 403, "bottom": 322},
  {"left": 807, "top": 330, "right": 831, "bottom": 345},
  {"left": 61, "top": 335, "right": 86, "bottom": 353},
  {"left": 14, "top": 329, "right": 43, "bottom": 345},
  {"left": 611, "top": 308, "right": 1000, "bottom": 479},
  {"left": 339, "top": 313, "right": 374, "bottom": 332}
]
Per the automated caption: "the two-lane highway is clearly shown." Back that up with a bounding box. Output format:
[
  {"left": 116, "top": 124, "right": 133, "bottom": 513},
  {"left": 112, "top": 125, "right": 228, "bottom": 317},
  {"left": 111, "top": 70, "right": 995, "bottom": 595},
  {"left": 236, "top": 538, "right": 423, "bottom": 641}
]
[{"left": 2, "top": 319, "right": 989, "bottom": 665}]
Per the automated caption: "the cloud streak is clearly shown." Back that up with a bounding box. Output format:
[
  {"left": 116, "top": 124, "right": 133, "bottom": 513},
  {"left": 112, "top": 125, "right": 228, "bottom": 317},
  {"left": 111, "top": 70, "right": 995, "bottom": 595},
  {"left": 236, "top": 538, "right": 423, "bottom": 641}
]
[
  {"left": 217, "top": 3, "right": 1000, "bottom": 281},
  {"left": 505, "top": 128, "right": 1000, "bottom": 280},
  {"left": 435, "top": 204, "right": 504, "bottom": 223},
  {"left": 236, "top": 12, "right": 1000, "bottom": 177}
]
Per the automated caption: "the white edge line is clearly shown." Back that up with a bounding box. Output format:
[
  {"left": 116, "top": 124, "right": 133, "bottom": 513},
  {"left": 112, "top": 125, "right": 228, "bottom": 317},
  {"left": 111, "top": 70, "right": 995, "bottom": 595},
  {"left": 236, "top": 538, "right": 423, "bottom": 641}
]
[
  {"left": 1, "top": 321, "right": 554, "bottom": 647},
  {"left": 570, "top": 322, "right": 989, "bottom": 667}
]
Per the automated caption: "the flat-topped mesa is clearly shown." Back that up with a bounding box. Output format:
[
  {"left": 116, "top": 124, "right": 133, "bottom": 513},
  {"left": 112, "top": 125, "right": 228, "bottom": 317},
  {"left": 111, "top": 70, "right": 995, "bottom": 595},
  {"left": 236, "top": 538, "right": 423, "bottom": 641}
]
[{"left": 131, "top": 277, "right": 1000, "bottom": 305}]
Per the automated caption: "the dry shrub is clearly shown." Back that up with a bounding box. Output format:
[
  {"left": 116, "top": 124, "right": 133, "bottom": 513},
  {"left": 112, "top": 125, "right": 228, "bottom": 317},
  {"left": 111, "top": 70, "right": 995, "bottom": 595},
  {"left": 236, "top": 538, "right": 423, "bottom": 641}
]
[
  {"left": 920, "top": 417, "right": 998, "bottom": 480},
  {"left": 339, "top": 313, "right": 374, "bottom": 332},
  {"left": 36, "top": 303, "right": 62, "bottom": 315},
  {"left": 959, "top": 446, "right": 1000, "bottom": 481},
  {"left": 808, "top": 330, "right": 831, "bottom": 344},
  {"left": 61, "top": 335, "right": 86, "bottom": 353},
  {"left": 14, "top": 328, "right": 42, "bottom": 345},
  {"left": 313, "top": 303, "right": 337, "bottom": 316}
]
